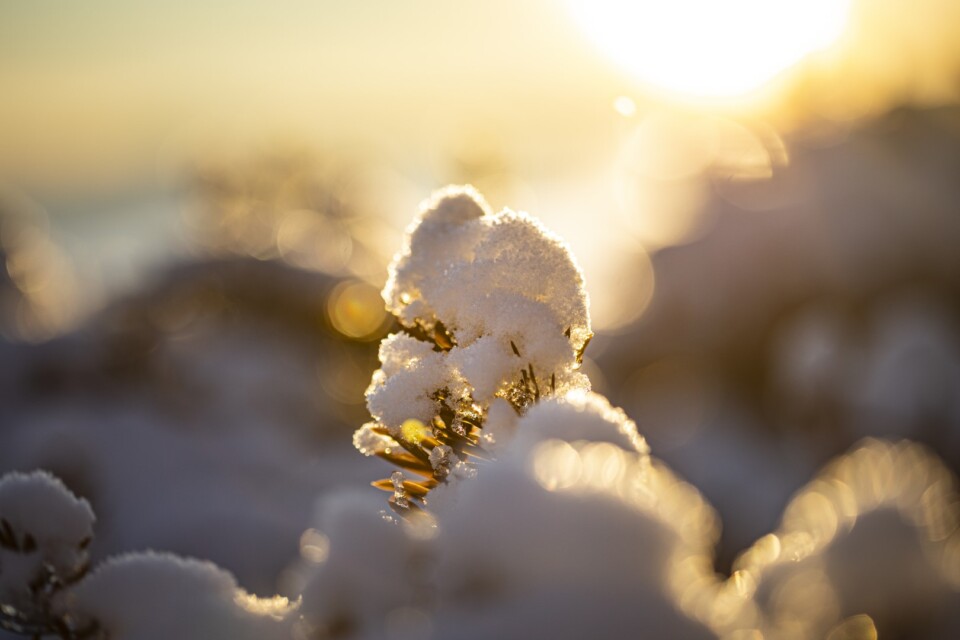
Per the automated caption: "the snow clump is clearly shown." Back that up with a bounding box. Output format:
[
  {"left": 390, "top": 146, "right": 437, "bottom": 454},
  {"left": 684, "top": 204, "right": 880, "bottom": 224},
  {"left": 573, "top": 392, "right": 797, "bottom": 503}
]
[
  {"left": 367, "top": 185, "right": 591, "bottom": 428},
  {"left": 0, "top": 470, "right": 94, "bottom": 629},
  {"left": 431, "top": 390, "right": 719, "bottom": 639},
  {"left": 733, "top": 439, "right": 960, "bottom": 638},
  {"left": 63, "top": 552, "right": 295, "bottom": 640},
  {"left": 294, "top": 489, "right": 430, "bottom": 639},
  {"left": 359, "top": 186, "right": 594, "bottom": 511}
]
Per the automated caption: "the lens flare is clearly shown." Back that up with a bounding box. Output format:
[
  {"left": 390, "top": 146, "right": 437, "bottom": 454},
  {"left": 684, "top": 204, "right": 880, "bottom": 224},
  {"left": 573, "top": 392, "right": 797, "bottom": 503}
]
[{"left": 326, "top": 279, "right": 388, "bottom": 340}]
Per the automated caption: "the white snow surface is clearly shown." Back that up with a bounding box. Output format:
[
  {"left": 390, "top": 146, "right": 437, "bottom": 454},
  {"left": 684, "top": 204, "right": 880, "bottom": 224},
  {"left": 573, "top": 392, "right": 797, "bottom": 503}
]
[
  {"left": 312, "top": 392, "right": 721, "bottom": 638},
  {"left": 64, "top": 552, "right": 295, "bottom": 640},
  {"left": 734, "top": 439, "right": 960, "bottom": 638},
  {"left": 366, "top": 185, "right": 592, "bottom": 433},
  {"left": 510, "top": 389, "right": 649, "bottom": 455},
  {"left": 296, "top": 489, "right": 425, "bottom": 639},
  {"left": 431, "top": 393, "right": 717, "bottom": 639},
  {"left": 365, "top": 334, "right": 450, "bottom": 431},
  {"left": 0, "top": 470, "right": 94, "bottom": 611},
  {"left": 385, "top": 185, "right": 590, "bottom": 350}
]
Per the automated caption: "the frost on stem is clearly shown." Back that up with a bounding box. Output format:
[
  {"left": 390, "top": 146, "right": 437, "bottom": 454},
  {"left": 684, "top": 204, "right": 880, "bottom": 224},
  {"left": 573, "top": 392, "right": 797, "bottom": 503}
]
[
  {"left": 359, "top": 185, "right": 593, "bottom": 512},
  {"left": 0, "top": 470, "right": 96, "bottom": 638}
]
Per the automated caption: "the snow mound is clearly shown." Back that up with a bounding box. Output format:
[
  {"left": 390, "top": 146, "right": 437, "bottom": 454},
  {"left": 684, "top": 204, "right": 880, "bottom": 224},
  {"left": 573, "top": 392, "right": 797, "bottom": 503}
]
[
  {"left": 64, "top": 552, "right": 295, "bottom": 640},
  {"left": 0, "top": 470, "right": 94, "bottom": 616}
]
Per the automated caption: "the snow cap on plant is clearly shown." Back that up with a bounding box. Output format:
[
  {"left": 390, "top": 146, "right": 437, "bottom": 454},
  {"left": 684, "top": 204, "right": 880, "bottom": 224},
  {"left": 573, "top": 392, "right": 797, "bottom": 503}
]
[
  {"left": 360, "top": 186, "right": 594, "bottom": 512},
  {"left": 63, "top": 552, "right": 295, "bottom": 640},
  {"left": 0, "top": 470, "right": 95, "bottom": 636},
  {"left": 383, "top": 184, "right": 591, "bottom": 361}
]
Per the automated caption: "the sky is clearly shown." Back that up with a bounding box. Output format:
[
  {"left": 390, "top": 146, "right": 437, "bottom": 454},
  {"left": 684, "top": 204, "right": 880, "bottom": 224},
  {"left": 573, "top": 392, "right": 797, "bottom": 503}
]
[
  {"left": 3, "top": 0, "right": 959, "bottom": 194},
  {"left": 0, "top": 1, "right": 622, "bottom": 193},
  {"left": 2, "top": 0, "right": 959, "bottom": 335}
]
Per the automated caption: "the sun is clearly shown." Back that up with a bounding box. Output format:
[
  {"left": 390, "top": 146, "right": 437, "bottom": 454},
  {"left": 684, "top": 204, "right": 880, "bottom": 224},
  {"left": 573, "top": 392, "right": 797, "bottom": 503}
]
[{"left": 567, "top": 0, "right": 851, "bottom": 99}]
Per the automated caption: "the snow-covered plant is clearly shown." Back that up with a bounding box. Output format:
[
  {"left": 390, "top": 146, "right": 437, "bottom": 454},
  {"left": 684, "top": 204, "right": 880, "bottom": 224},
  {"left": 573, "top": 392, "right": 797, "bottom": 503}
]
[
  {"left": 429, "top": 390, "right": 721, "bottom": 639},
  {"left": 7, "top": 185, "right": 960, "bottom": 640},
  {"left": 298, "top": 389, "right": 724, "bottom": 639},
  {"left": 0, "top": 471, "right": 95, "bottom": 638},
  {"left": 294, "top": 489, "right": 430, "bottom": 639},
  {"left": 355, "top": 185, "right": 593, "bottom": 512},
  {"left": 0, "top": 471, "right": 295, "bottom": 640},
  {"left": 63, "top": 553, "right": 295, "bottom": 640},
  {"left": 292, "top": 187, "right": 724, "bottom": 637},
  {"left": 732, "top": 439, "right": 960, "bottom": 638}
]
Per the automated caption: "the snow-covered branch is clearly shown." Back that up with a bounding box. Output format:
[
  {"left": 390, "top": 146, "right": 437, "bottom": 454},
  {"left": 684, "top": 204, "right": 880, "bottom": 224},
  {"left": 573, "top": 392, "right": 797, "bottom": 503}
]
[{"left": 358, "top": 185, "right": 593, "bottom": 513}]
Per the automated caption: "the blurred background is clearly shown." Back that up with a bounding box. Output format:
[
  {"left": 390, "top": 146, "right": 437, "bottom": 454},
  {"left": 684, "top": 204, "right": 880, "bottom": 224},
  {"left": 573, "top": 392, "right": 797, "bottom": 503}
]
[{"left": 2, "top": 0, "right": 960, "bottom": 605}]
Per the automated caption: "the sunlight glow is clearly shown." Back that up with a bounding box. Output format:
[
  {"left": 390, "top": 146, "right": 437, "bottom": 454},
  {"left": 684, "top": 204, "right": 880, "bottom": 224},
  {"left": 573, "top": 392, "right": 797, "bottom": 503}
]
[
  {"left": 326, "top": 279, "right": 388, "bottom": 340},
  {"left": 233, "top": 592, "right": 296, "bottom": 620},
  {"left": 567, "top": 0, "right": 851, "bottom": 99}
]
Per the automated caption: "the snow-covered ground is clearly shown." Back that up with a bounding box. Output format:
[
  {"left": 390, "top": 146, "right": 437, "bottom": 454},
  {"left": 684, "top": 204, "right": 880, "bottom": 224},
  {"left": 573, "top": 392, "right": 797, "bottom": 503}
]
[{"left": 1, "top": 106, "right": 959, "bottom": 638}]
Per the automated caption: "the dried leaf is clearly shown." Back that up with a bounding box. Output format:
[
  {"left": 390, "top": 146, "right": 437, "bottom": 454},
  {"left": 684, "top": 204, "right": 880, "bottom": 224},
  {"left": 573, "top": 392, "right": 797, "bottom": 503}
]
[
  {"left": 575, "top": 332, "right": 593, "bottom": 364},
  {"left": 372, "top": 478, "right": 395, "bottom": 492},
  {"left": 375, "top": 451, "right": 434, "bottom": 478},
  {"left": 400, "top": 480, "right": 433, "bottom": 498}
]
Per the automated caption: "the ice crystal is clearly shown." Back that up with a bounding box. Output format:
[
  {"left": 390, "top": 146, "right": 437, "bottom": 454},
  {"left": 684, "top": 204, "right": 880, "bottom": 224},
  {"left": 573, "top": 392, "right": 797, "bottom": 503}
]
[
  {"left": 390, "top": 472, "right": 409, "bottom": 509},
  {"left": 452, "top": 460, "right": 478, "bottom": 480},
  {"left": 429, "top": 445, "right": 455, "bottom": 478},
  {"left": 353, "top": 423, "right": 397, "bottom": 457}
]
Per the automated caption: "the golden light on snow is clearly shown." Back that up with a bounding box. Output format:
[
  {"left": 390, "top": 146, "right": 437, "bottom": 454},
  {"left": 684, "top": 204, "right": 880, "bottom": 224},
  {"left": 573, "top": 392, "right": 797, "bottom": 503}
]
[
  {"left": 566, "top": 0, "right": 851, "bottom": 99},
  {"left": 532, "top": 440, "right": 583, "bottom": 492},
  {"left": 530, "top": 436, "right": 731, "bottom": 632},
  {"left": 723, "top": 439, "right": 960, "bottom": 636},
  {"left": 233, "top": 592, "right": 296, "bottom": 620},
  {"left": 735, "top": 439, "right": 960, "bottom": 579},
  {"left": 577, "top": 442, "right": 628, "bottom": 490}
]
